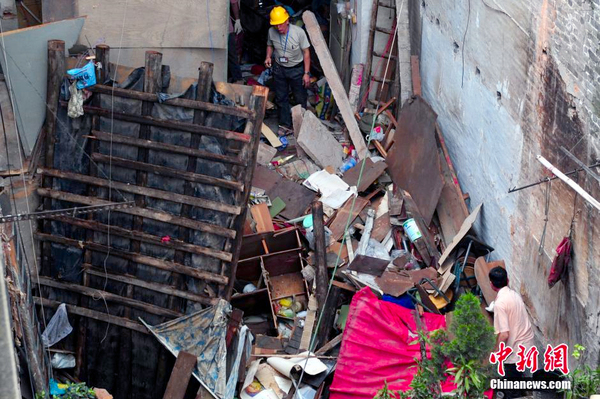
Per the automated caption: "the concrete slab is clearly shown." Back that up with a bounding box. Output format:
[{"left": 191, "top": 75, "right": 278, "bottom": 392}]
[{"left": 297, "top": 111, "right": 344, "bottom": 170}]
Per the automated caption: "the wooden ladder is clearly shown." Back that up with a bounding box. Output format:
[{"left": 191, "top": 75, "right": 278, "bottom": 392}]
[{"left": 360, "top": 0, "right": 400, "bottom": 109}]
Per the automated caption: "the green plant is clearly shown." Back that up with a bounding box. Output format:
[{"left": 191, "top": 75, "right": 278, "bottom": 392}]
[
  {"left": 373, "top": 293, "right": 495, "bottom": 399},
  {"left": 565, "top": 345, "right": 600, "bottom": 399},
  {"left": 443, "top": 293, "right": 495, "bottom": 399}
]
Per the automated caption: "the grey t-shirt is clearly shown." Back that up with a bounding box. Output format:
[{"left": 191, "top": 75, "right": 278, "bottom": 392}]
[{"left": 267, "top": 24, "right": 310, "bottom": 67}]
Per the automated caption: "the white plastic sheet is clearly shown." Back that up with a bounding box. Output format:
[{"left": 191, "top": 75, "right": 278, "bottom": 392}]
[{"left": 41, "top": 303, "right": 73, "bottom": 347}]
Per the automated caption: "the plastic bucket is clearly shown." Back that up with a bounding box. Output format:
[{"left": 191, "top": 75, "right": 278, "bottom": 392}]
[{"left": 403, "top": 218, "right": 422, "bottom": 242}]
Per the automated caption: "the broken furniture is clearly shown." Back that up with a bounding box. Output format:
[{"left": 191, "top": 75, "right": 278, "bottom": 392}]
[{"left": 231, "top": 228, "right": 308, "bottom": 336}]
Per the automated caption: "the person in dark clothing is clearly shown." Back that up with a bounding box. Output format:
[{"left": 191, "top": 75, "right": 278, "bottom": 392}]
[
  {"left": 264, "top": 6, "right": 311, "bottom": 130},
  {"left": 228, "top": 0, "right": 243, "bottom": 82}
]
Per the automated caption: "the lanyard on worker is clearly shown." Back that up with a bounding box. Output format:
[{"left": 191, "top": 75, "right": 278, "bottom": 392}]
[{"left": 279, "top": 29, "right": 290, "bottom": 56}]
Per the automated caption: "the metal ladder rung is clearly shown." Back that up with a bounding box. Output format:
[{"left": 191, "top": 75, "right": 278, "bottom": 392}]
[
  {"left": 373, "top": 27, "right": 394, "bottom": 35},
  {"left": 372, "top": 76, "right": 395, "bottom": 84},
  {"left": 373, "top": 51, "right": 397, "bottom": 60},
  {"left": 378, "top": 2, "right": 396, "bottom": 9}
]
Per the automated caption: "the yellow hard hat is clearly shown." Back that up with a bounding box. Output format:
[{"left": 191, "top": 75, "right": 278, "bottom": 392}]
[{"left": 270, "top": 6, "right": 290, "bottom": 26}]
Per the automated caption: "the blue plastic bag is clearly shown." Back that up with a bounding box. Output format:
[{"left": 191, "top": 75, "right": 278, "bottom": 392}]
[{"left": 67, "top": 61, "right": 96, "bottom": 89}]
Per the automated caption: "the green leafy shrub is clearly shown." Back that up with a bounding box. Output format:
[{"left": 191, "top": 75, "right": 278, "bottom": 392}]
[
  {"left": 374, "top": 292, "right": 495, "bottom": 399},
  {"left": 565, "top": 344, "right": 600, "bottom": 399}
]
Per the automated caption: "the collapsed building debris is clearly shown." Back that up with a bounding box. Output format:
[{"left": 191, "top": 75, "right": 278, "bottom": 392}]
[{"left": 1, "top": 1, "right": 596, "bottom": 399}]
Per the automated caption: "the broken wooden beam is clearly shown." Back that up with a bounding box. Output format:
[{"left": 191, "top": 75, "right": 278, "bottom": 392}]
[
  {"left": 83, "top": 265, "right": 218, "bottom": 306},
  {"left": 37, "top": 188, "right": 237, "bottom": 239},
  {"left": 74, "top": 104, "right": 251, "bottom": 143},
  {"left": 40, "top": 168, "right": 241, "bottom": 215},
  {"left": 91, "top": 153, "right": 243, "bottom": 192},
  {"left": 48, "top": 215, "right": 230, "bottom": 262},
  {"left": 34, "top": 232, "right": 230, "bottom": 285},
  {"left": 37, "top": 276, "right": 183, "bottom": 318},
  {"left": 315, "top": 333, "right": 343, "bottom": 355},
  {"left": 162, "top": 351, "right": 198, "bottom": 399},
  {"left": 312, "top": 201, "right": 328, "bottom": 309},
  {"left": 89, "top": 84, "right": 254, "bottom": 119},
  {"left": 91, "top": 130, "right": 245, "bottom": 166},
  {"left": 35, "top": 297, "right": 148, "bottom": 334},
  {"left": 302, "top": 11, "right": 368, "bottom": 159}
]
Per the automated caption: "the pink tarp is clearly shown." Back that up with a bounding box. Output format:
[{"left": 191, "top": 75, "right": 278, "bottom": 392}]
[{"left": 329, "top": 288, "right": 453, "bottom": 399}]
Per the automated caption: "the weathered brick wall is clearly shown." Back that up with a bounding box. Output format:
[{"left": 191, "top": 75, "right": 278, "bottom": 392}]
[{"left": 418, "top": 0, "right": 600, "bottom": 364}]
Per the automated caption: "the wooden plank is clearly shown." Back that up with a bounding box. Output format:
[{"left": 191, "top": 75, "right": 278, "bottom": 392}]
[
  {"left": 91, "top": 153, "right": 243, "bottom": 192},
  {"left": 312, "top": 201, "right": 328, "bottom": 309},
  {"left": 251, "top": 203, "right": 274, "bottom": 233},
  {"left": 438, "top": 203, "right": 482, "bottom": 266},
  {"left": 222, "top": 86, "right": 269, "bottom": 300},
  {"left": 162, "top": 351, "right": 198, "bottom": 399},
  {"left": 89, "top": 85, "right": 254, "bottom": 119},
  {"left": 34, "top": 232, "right": 230, "bottom": 285},
  {"left": 386, "top": 97, "right": 443, "bottom": 225},
  {"left": 79, "top": 104, "right": 251, "bottom": 143},
  {"left": 41, "top": 168, "right": 241, "bottom": 215},
  {"left": 37, "top": 276, "right": 182, "bottom": 318},
  {"left": 91, "top": 130, "right": 245, "bottom": 166},
  {"left": 38, "top": 169, "right": 241, "bottom": 215},
  {"left": 303, "top": 11, "right": 368, "bottom": 159},
  {"left": 411, "top": 56, "right": 422, "bottom": 96},
  {"left": 261, "top": 123, "right": 282, "bottom": 147},
  {"left": 328, "top": 196, "right": 370, "bottom": 241},
  {"left": 84, "top": 265, "right": 218, "bottom": 306},
  {"left": 315, "top": 333, "right": 343, "bottom": 355},
  {"left": 266, "top": 178, "right": 316, "bottom": 220},
  {"left": 174, "top": 62, "right": 214, "bottom": 311},
  {"left": 49, "top": 216, "right": 232, "bottom": 262},
  {"left": 37, "top": 188, "right": 237, "bottom": 239},
  {"left": 342, "top": 158, "right": 387, "bottom": 192},
  {"left": 35, "top": 297, "right": 148, "bottom": 334}
]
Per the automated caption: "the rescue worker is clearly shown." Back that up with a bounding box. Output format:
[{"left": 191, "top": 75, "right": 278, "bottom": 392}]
[
  {"left": 264, "top": 6, "right": 311, "bottom": 132},
  {"left": 489, "top": 266, "right": 535, "bottom": 398}
]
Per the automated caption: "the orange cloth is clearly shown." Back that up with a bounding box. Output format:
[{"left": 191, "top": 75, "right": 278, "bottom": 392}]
[{"left": 493, "top": 286, "right": 535, "bottom": 364}]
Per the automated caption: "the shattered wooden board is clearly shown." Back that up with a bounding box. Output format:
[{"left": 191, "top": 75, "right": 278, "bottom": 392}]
[
  {"left": 253, "top": 165, "right": 283, "bottom": 193},
  {"left": 251, "top": 203, "right": 275, "bottom": 233},
  {"left": 342, "top": 158, "right": 388, "bottom": 192},
  {"left": 438, "top": 204, "right": 483, "bottom": 266},
  {"left": 375, "top": 270, "right": 415, "bottom": 297},
  {"left": 328, "top": 196, "right": 370, "bottom": 241},
  {"left": 435, "top": 126, "right": 469, "bottom": 246},
  {"left": 0, "top": 17, "right": 84, "bottom": 155},
  {"left": 371, "top": 212, "right": 391, "bottom": 242},
  {"left": 266, "top": 178, "right": 316, "bottom": 220},
  {"left": 386, "top": 97, "right": 443, "bottom": 225},
  {"left": 348, "top": 255, "right": 389, "bottom": 276}
]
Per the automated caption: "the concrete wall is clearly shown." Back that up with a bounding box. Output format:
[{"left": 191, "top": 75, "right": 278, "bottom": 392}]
[{"left": 419, "top": 0, "right": 600, "bottom": 364}]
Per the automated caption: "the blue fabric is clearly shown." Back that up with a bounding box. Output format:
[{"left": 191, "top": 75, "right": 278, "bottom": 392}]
[{"left": 382, "top": 294, "right": 415, "bottom": 310}]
